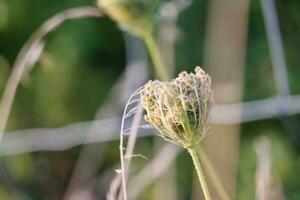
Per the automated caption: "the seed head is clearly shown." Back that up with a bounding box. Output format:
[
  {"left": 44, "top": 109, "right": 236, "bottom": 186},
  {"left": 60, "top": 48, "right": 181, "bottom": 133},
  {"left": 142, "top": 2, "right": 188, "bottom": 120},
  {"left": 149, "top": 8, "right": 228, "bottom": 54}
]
[{"left": 140, "top": 66, "right": 214, "bottom": 148}]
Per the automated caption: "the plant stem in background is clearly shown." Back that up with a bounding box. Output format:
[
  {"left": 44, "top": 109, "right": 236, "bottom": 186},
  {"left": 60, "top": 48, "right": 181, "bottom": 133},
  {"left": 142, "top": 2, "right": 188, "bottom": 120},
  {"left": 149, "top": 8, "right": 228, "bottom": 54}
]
[
  {"left": 188, "top": 146, "right": 212, "bottom": 200},
  {"left": 0, "top": 7, "right": 102, "bottom": 143},
  {"left": 144, "top": 34, "right": 170, "bottom": 81}
]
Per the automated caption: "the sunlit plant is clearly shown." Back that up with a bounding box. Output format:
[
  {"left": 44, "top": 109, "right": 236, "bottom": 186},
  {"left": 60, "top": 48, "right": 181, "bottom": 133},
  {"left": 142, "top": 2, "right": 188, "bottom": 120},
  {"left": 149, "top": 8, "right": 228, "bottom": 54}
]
[
  {"left": 140, "top": 66, "right": 214, "bottom": 199},
  {"left": 98, "top": 1, "right": 222, "bottom": 199}
]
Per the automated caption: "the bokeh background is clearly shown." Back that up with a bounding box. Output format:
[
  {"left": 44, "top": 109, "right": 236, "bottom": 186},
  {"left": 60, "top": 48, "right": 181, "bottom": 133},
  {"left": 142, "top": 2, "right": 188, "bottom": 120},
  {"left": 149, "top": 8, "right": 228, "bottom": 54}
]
[{"left": 0, "top": 0, "right": 300, "bottom": 199}]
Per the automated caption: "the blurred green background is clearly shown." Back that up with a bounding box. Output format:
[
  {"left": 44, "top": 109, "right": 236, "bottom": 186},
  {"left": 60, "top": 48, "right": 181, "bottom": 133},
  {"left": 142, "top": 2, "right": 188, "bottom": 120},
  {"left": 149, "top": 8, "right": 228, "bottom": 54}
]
[{"left": 0, "top": 0, "right": 300, "bottom": 199}]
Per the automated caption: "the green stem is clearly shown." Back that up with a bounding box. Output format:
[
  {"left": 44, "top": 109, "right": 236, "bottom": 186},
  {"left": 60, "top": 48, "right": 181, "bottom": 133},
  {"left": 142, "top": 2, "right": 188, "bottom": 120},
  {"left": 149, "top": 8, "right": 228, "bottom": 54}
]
[
  {"left": 188, "top": 146, "right": 212, "bottom": 200},
  {"left": 144, "top": 34, "right": 170, "bottom": 81},
  {"left": 198, "top": 146, "right": 231, "bottom": 200}
]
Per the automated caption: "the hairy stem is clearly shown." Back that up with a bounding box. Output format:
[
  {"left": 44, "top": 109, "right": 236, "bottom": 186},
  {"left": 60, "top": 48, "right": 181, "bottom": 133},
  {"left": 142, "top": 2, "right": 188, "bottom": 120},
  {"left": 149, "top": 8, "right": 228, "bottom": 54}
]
[
  {"left": 198, "top": 145, "right": 230, "bottom": 200},
  {"left": 188, "top": 146, "right": 212, "bottom": 200},
  {"left": 144, "top": 34, "right": 170, "bottom": 81}
]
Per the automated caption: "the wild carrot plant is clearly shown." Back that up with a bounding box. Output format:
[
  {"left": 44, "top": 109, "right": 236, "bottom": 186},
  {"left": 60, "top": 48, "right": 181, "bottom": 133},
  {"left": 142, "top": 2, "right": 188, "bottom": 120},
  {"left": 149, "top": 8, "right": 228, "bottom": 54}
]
[
  {"left": 140, "top": 67, "right": 214, "bottom": 200},
  {"left": 97, "top": 1, "right": 228, "bottom": 199}
]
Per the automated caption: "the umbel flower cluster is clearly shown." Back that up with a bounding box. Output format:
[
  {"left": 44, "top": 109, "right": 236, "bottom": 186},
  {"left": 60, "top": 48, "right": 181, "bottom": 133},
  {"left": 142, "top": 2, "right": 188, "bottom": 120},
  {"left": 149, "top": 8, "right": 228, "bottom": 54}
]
[{"left": 140, "top": 67, "right": 214, "bottom": 148}]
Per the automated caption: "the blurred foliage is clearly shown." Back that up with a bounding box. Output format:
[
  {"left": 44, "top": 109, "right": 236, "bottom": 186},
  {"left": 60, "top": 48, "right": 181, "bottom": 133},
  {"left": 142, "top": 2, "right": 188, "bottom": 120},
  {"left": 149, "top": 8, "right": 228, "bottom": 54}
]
[{"left": 0, "top": 0, "right": 299, "bottom": 199}]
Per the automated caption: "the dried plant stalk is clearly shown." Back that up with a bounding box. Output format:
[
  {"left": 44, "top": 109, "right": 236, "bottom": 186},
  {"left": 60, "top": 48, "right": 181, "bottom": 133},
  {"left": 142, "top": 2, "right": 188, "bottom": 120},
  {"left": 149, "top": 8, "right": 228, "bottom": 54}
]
[{"left": 0, "top": 7, "right": 102, "bottom": 143}]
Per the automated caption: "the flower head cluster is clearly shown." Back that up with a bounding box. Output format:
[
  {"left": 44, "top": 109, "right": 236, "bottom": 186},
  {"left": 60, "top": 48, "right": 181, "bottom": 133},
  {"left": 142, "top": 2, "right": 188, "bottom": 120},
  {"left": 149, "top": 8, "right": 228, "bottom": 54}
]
[
  {"left": 98, "top": 0, "right": 156, "bottom": 37},
  {"left": 140, "top": 67, "right": 214, "bottom": 148}
]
